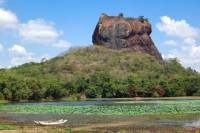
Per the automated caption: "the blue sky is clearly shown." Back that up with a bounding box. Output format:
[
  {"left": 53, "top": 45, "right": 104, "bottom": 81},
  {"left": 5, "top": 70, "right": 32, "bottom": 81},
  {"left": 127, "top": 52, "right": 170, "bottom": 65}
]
[{"left": 0, "top": 0, "right": 200, "bottom": 71}]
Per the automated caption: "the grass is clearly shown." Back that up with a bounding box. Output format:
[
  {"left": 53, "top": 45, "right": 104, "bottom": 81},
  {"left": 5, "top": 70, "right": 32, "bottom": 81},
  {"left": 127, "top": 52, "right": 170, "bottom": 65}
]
[
  {"left": 0, "top": 99, "right": 200, "bottom": 133},
  {"left": 0, "top": 126, "right": 198, "bottom": 133},
  {"left": 0, "top": 100, "right": 200, "bottom": 115},
  {"left": 0, "top": 125, "right": 198, "bottom": 133},
  {"left": 0, "top": 112, "right": 199, "bottom": 132},
  {"left": 0, "top": 124, "right": 17, "bottom": 130}
]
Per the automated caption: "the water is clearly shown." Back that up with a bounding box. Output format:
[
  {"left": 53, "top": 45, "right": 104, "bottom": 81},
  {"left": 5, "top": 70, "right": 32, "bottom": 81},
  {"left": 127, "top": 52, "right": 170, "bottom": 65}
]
[
  {"left": 0, "top": 112, "right": 199, "bottom": 129},
  {"left": 7, "top": 98, "right": 200, "bottom": 106},
  {"left": 184, "top": 119, "right": 200, "bottom": 128},
  {"left": 1, "top": 98, "right": 200, "bottom": 129}
]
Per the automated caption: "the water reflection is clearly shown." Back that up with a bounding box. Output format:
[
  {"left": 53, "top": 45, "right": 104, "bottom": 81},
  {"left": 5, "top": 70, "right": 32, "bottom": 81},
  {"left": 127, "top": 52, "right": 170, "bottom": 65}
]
[
  {"left": 184, "top": 119, "right": 200, "bottom": 128},
  {"left": 6, "top": 98, "right": 200, "bottom": 106},
  {"left": 1, "top": 99, "right": 200, "bottom": 128}
]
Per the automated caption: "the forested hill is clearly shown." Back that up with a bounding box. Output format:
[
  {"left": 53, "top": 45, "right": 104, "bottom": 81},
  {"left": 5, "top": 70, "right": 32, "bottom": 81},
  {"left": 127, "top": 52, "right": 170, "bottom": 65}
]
[{"left": 0, "top": 46, "right": 200, "bottom": 101}]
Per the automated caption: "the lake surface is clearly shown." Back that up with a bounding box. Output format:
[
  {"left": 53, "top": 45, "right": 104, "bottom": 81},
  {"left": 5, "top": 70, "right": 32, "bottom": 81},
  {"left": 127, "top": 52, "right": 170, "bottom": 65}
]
[
  {"left": 7, "top": 97, "right": 200, "bottom": 106},
  {"left": 0, "top": 98, "right": 200, "bottom": 129}
]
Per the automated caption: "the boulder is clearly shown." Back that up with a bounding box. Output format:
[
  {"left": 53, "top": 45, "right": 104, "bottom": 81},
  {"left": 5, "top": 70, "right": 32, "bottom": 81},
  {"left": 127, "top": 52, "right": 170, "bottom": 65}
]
[{"left": 92, "top": 14, "right": 163, "bottom": 61}]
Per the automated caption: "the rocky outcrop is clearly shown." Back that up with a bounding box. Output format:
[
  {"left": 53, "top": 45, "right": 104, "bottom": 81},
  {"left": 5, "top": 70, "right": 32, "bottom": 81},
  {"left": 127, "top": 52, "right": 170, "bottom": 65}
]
[{"left": 92, "top": 13, "right": 163, "bottom": 61}]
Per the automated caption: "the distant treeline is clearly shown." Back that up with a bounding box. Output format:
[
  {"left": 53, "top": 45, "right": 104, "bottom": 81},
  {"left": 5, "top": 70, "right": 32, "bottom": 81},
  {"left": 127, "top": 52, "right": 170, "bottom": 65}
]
[{"left": 0, "top": 46, "right": 200, "bottom": 101}]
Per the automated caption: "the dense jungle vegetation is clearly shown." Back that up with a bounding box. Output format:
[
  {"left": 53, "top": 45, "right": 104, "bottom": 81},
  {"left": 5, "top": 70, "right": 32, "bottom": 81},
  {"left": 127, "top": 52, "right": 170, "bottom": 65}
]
[{"left": 0, "top": 46, "right": 200, "bottom": 101}]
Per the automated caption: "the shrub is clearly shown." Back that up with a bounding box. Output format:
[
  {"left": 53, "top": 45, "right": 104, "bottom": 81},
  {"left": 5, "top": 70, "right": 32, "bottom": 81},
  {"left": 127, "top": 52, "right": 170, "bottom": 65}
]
[
  {"left": 138, "top": 16, "right": 149, "bottom": 23},
  {"left": 0, "top": 92, "right": 4, "bottom": 100},
  {"left": 118, "top": 13, "right": 124, "bottom": 17}
]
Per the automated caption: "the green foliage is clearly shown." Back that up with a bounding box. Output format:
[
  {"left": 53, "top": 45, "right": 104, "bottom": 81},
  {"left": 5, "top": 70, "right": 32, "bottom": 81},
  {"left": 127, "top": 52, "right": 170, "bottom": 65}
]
[
  {"left": 26, "top": 78, "right": 44, "bottom": 100},
  {"left": 86, "top": 72, "right": 112, "bottom": 98},
  {"left": 45, "top": 81, "right": 68, "bottom": 99},
  {"left": 1, "top": 100, "right": 200, "bottom": 115},
  {"left": 138, "top": 16, "right": 149, "bottom": 23},
  {"left": 194, "top": 90, "right": 200, "bottom": 96},
  {"left": 2, "top": 88, "right": 12, "bottom": 100},
  {"left": 0, "top": 46, "right": 199, "bottom": 101},
  {"left": 125, "top": 16, "right": 149, "bottom": 23},
  {"left": 0, "top": 92, "right": 4, "bottom": 100},
  {"left": 0, "top": 124, "right": 17, "bottom": 130},
  {"left": 10, "top": 79, "right": 32, "bottom": 101},
  {"left": 118, "top": 13, "right": 124, "bottom": 17},
  {"left": 115, "top": 13, "right": 149, "bottom": 23}
]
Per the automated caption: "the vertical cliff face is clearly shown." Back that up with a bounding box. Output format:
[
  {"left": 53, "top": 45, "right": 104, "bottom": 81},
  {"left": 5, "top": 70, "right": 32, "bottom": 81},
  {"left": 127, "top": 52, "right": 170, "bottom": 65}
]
[{"left": 92, "top": 13, "right": 163, "bottom": 61}]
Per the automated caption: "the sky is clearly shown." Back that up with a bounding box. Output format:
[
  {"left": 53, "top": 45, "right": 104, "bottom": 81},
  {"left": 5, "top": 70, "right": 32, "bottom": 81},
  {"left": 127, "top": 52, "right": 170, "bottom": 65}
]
[{"left": 0, "top": 0, "right": 200, "bottom": 71}]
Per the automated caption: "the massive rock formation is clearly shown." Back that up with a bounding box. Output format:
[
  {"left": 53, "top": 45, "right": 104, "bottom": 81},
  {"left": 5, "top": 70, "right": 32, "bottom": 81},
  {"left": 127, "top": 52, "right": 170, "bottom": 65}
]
[{"left": 92, "top": 13, "right": 163, "bottom": 61}]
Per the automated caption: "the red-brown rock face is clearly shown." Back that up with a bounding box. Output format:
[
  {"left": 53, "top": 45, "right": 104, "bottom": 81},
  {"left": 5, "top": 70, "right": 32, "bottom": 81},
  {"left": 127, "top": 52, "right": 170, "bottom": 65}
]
[{"left": 92, "top": 14, "right": 163, "bottom": 61}]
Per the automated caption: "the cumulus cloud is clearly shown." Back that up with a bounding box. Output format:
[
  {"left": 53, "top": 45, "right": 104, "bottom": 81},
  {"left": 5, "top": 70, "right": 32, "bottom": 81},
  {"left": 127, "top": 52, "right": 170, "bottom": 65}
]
[
  {"left": 0, "top": 8, "right": 62, "bottom": 45},
  {"left": 157, "top": 16, "right": 200, "bottom": 72},
  {"left": 8, "top": 44, "right": 50, "bottom": 66},
  {"left": 52, "top": 40, "right": 71, "bottom": 49},
  {"left": 19, "top": 19, "right": 60, "bottom": 44},
  {"left": 0, "top": 8, "right": 18, "bottom": 29},
  {"left": 166, "top": 39, "right": 200, "bottom": 71},
  {"left": 0, "top": 8, "right": 71, "bottom": 67},
  {"left": 8, "top": 44, "right": 35, "bottom": 66},
  {"left": 0, "top": 43, "right": 4, "bottom": 52},
  {"left": 8, "top": 44, "right": 28, "bottom": 57},
  {"left": 156, "top": 16, "right": 199, "bottom": 39},
  {"left": 10, "top": 56, "right": 34, "bottom": 66},
  {"left": 163, "top": 40, "right": 177, "bottom": 46}
]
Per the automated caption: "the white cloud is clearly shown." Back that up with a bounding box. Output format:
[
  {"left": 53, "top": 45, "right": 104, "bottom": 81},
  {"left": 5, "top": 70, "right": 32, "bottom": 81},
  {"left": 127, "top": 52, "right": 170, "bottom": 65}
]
[
  {"left": 157, "top": 16, "right": 200, "bottom": 72},
  {"left": 8, "top": 44, "right": 49, "bottom": 66},
  {"left": 0, "top": 8, "right": 18, "bottom": 29},
  {"left": 19, "top": 19, "right": 60, "bottom": 44},
  {"left": 156, "top": 16, "right": 199, "bottom": 39},
  {"left": 0, "top": 9, "right": 62, "bottom": 45},
  {"left": 166, "top": 39, "right": 200, "bottom": 71},
  {"left": 53, "top": 40, "right": 71, "bottom": 49},
  {"left": 10, "top": 56, "right": 34, "bottom": 66},
  {"left": 0, "top": 43, "right": 4, "bottom": 52},
  {"left": 163, "top": 40, "right": 177, "bottom": 46},
  {"left": 0, "top": 8, "right": 71, "bottom": 67},
  {"left": 8, "top": 44, "right": 28, "bottom": 57},
  {"left": 0, "top": 64, "right": 4, "bottom": 69},
  {"left": 8, "top": 44, "right": 35, "bottom": 66}
]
